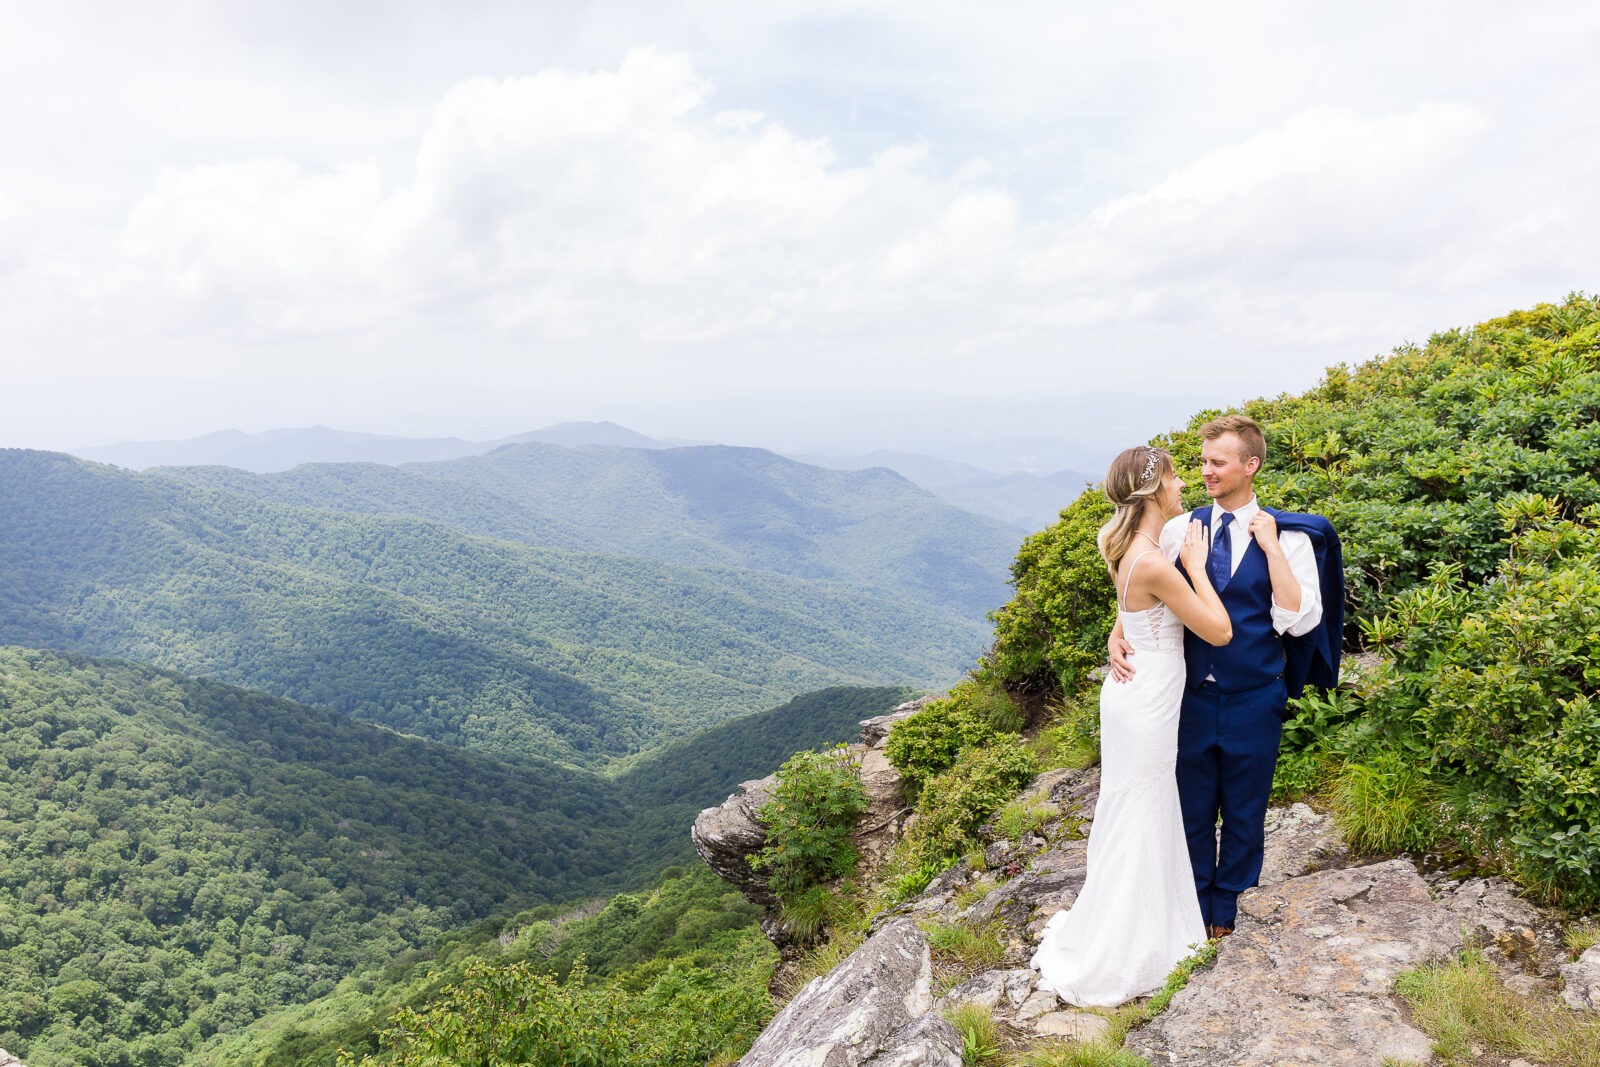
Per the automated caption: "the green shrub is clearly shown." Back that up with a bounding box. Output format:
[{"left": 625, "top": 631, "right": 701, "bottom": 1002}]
[
  {"left": 1030, "top": 690, "right": 1102, "bottom": 771},
  {"left": 337, "top": 949, "right": 775, "bottom": 1067},
  {"left": 751, "top": 745, "right": 869, "bottom": 903},
  {"left": 1353, "top": 510, "right": 1600, "bottom": 905},
  {"left": 337, "top": 961, "right": 631, "bottom": 1066},
  {"left": 885, "top": 678, "right": 1024, "bottom": 795},
  {"left": 897, "top": 744, "right": 1039, "bottom": 875},
  {"left": 986, "top": 490, "right": 1116, "bottom": 694}
]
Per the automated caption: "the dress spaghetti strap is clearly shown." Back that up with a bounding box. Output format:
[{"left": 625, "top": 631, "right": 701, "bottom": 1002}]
[{"left": 1119, "top": 549, "right": 1158, "bottom": 610}]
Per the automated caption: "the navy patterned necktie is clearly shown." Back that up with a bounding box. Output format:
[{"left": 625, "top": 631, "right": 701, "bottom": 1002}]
[{"left": 1208, "top": 512, "right": 1234, "bottom": 591}]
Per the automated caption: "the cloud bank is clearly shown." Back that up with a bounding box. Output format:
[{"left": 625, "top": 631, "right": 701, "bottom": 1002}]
[{"left": 2, "top": 3, "right": 1596, "bottom": 458}]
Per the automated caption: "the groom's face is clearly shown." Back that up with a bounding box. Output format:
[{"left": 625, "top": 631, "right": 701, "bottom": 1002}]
[{"left": 1200, "top": 433, "right": 1259, "bottom": 506}]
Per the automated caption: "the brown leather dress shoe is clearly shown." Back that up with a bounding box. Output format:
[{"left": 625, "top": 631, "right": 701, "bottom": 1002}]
[{"left": 1207, "top": 924, "right": 1234, "bottom": 939}]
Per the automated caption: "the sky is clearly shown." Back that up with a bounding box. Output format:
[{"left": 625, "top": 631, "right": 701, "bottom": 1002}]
[{"left": 2, "top": 1, "right": 1597, "bottom": 471}]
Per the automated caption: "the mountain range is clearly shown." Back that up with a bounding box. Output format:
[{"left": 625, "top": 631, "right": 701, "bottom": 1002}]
[
  {"left": 0, "top": 418, "right": 1057, "bottom": 1064},
  {"left": 67, "top": 421, "right": 670, "bottom": 473},
  {"left": 70, "top": 422, "right": 1093, "bottom": 532},
  {"left": 0, "top": 444, "right": 1011, "bottom": 767}
]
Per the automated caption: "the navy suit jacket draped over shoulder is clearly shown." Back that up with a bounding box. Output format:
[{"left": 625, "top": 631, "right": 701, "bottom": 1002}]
[{"left": 1264, "top": 508, "right": 1344, "bottom": 699}]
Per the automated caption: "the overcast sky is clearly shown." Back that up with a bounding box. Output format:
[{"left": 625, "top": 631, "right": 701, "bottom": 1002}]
[{"left": 3, "top": 2, "right": 1596, "bottom": 469}]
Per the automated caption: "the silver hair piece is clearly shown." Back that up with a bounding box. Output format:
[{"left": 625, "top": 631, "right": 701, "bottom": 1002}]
[{"left": 1139, "top": 448, "right": 1160, "bottom": 485}]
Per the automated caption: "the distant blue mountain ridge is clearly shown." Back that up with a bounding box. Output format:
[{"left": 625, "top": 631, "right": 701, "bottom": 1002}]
[{"left": 71, "top": 422, "right": 1093, "bottom": 531}]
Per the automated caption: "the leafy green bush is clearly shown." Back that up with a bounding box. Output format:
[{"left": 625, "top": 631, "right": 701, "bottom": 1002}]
[
  {"left": 750, "top": 745, "right": 869, "bottom": 903},
  {"left": 336, "top": 947, "right": 774, "bottom": 1067},
  {"left": 893, "top": 744, "right": 1039, "bottom": 879},
  {"left": 986, "top": 490, "right": 1116, "bottom": 694},
  {"left": 885, "top": 678, "right": 1024, "bottom": 796},
  {"left": 337, "top": 961, "right": 631, "bottom": 1066},
  {"left": 1360, "top": 509, "right": 1600, "bottom": 904}
]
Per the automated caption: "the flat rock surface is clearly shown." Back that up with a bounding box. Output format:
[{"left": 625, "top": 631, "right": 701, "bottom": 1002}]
[{"left": 1127, "top": 859, "right": 1462, "bottom": 1066}]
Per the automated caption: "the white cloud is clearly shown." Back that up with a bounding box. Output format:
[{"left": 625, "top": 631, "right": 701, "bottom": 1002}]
[
  {"left": 68, "top": 47, "right": 1030, "bottom": 359},
  {"left": 2, "top": 3, "right": 1598, "bottom": 457}
]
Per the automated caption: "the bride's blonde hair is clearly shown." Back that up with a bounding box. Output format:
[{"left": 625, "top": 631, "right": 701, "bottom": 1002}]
[{"left": 1098, "top": 445, "right": 1174, "bottom": 577}]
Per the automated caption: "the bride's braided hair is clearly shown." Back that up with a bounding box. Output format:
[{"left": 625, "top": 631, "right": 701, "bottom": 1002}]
[{"left": 1098, "top": 445, "right": 1174, "bottom": 577}]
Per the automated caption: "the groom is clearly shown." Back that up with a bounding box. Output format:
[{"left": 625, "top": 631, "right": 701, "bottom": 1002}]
[{"left": 1110, "top": 414, "right": 1340, "bottom": 938}]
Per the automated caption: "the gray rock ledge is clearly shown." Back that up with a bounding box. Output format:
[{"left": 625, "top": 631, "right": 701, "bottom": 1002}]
[
  {"left": 1127, "top": 858, "right": 1461, "bottom": 1066},
  {"left": 737, "top": 919, "right": 960, "bottom": 1066}
]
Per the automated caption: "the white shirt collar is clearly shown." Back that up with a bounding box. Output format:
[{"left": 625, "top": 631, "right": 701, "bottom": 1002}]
[{"left": 1210, "top": 495, "right": 1259, "bottom": 532}]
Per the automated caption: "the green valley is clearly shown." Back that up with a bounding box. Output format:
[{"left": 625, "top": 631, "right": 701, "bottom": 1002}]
[{"left": 0, "top": 648, "right": 912, "bottom": 1065}]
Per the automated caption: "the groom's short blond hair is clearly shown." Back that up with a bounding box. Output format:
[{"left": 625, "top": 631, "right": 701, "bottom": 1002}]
[{"left": 1199, "top": 414, "right": 1266, "bottom": 467}]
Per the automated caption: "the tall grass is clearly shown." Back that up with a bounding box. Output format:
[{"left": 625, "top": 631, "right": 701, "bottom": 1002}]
[
  {"left": 943, "top": 1002, "right": 1005, "bottom": 1066},
  {"left": 1394, "top": 951, "right": 1600, "bottom": 1066},
  {"left": 1328, "top": 755, "right": 1441, "bottom": 854}
]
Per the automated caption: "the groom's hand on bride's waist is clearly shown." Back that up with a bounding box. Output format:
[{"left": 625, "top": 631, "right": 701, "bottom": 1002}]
[{"left": 1108, "top": 632, "right": 1135, "bottom": 683}]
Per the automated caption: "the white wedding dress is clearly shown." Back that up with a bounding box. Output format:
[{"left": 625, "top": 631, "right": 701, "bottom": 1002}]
[{"left": 1030, "top": 549, "right": 1206, "bottom": 1006}]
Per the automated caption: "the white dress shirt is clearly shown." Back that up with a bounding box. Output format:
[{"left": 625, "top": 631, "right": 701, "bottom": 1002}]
[{"left": 1160, "top": 496, "right": 1322, "bottom": 637}]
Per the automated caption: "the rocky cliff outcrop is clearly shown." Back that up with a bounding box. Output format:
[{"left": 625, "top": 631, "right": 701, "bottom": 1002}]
[
  {"left": 697, "top": 713, "right": 1597, "bottom": 1065},
  {"left": 692, "top": 697, "right": 930, "bottom": 941}
]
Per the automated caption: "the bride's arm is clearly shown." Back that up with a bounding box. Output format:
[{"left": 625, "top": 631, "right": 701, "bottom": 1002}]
[{"left": 1138, "top": 520, "right": 1232, "bottom": 646}]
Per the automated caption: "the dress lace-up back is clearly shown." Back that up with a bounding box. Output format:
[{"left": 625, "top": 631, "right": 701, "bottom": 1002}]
[{"left": 1117, "top": 549, "right": 1185, "bottom": 654}]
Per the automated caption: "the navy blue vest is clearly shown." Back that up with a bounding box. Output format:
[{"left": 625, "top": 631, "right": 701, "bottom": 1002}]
[{"left": 1178, "top": 505, "right": 1285, "bottom": 693}]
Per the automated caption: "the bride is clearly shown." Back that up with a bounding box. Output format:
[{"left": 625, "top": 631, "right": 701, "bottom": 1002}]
[{"left": 1030, "top": 445, "right": 1231, "bottom": 1007}]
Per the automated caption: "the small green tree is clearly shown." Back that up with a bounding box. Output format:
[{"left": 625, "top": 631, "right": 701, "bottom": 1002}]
[
  {"left": 337, "top": 960, "right": 631, "bottom": 1067},
  {"left": 750, "top": 746, "right": 868, "bottom": 903}
]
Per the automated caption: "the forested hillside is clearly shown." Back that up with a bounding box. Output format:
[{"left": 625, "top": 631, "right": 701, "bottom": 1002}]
[
  {"left": 0, "top": 450, "right": 982, "bottom": 766},
  {"left": 156, "top": 442, "right": 1017, "bottom": 617},
  {"left": 0, "top": 648, "right": 913, "bottom": 1066},
  {"left": 212, "top": 865, "right": 775, "bottom": 1067},
  {"left": 0, "top": 648, "right": 629, "bottom": 1067}
]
